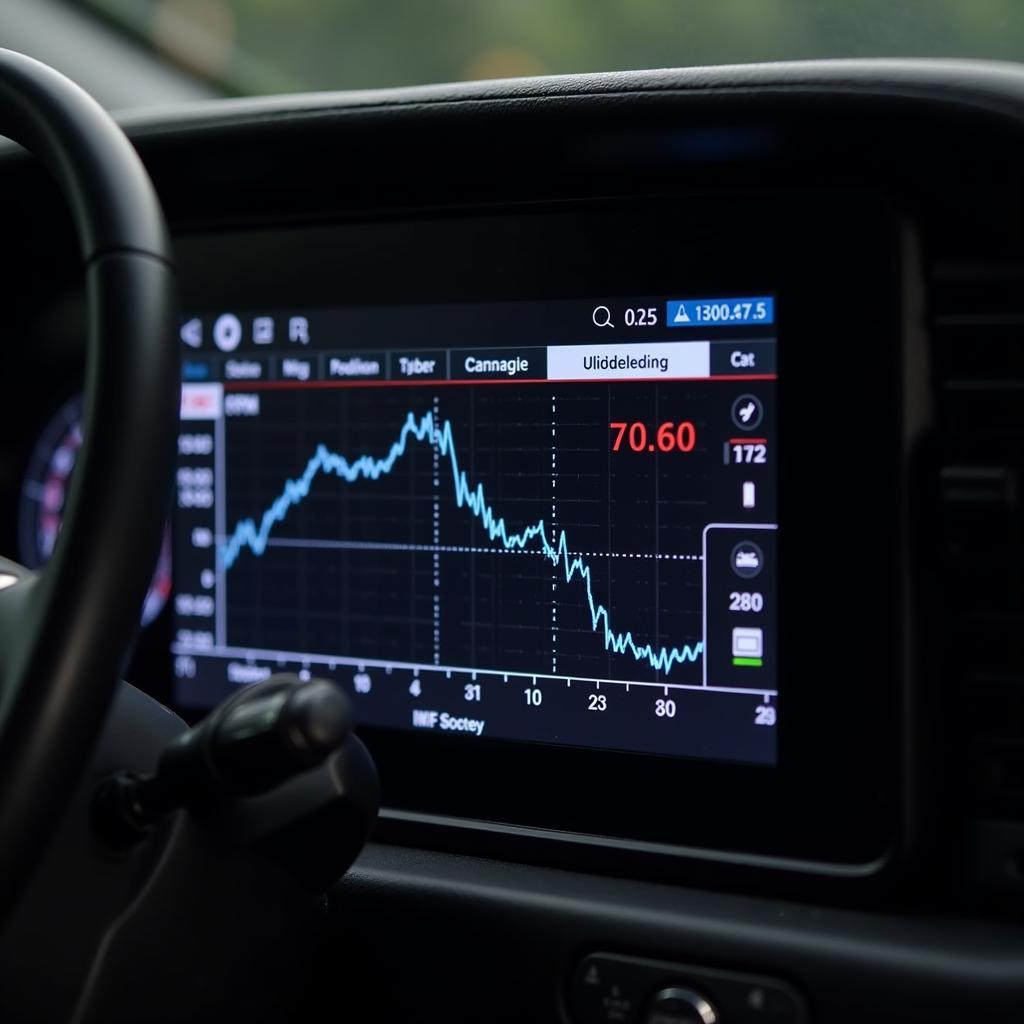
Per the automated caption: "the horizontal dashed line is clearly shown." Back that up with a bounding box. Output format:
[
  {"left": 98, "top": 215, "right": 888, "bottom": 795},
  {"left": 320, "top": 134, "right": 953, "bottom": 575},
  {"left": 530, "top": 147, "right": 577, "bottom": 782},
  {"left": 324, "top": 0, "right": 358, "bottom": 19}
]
[{"left": 246, "top": 537, "right": 703, "bottom": 560}]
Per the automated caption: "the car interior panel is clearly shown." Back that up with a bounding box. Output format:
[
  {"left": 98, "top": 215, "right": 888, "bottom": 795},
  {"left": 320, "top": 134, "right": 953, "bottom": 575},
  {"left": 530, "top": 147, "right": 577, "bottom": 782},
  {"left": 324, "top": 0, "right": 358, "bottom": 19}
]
[{"left": 0, "top": 10, "right": 1023, "bottom": 1021}]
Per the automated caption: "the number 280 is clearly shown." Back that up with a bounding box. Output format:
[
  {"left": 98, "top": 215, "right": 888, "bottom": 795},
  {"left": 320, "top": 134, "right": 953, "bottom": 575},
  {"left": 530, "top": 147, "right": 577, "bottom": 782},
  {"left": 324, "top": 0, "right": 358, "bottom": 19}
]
[{"left": 729, "top": 591, "right": 764, "bottom": 612}]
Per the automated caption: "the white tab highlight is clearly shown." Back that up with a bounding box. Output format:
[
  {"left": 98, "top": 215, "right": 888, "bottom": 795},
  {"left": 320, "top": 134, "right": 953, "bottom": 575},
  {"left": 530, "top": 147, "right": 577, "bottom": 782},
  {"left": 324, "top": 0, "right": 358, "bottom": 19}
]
[{"left": 546, "top": 341, "right": 709, "bottom": 381}]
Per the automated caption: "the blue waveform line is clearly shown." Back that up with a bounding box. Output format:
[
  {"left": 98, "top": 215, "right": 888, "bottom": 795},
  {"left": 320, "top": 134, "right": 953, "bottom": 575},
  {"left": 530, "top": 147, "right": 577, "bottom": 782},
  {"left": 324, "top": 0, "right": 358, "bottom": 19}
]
[{"left": 221, "top": 411, "right": 703, "bottom": 673}]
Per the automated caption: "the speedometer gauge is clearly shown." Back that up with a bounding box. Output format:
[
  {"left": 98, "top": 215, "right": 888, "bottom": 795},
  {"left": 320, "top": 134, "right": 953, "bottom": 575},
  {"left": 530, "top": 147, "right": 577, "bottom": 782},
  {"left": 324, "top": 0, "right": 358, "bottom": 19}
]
[{"left": 18, "top": 395, "right": 172, "bottom": 626}]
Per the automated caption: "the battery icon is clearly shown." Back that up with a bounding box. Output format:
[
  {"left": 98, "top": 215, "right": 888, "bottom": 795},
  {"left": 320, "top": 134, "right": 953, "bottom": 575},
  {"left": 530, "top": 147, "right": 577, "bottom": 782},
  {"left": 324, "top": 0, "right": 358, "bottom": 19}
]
[{"left": 742, "top": 481, "right": 756, "bottom": 509}]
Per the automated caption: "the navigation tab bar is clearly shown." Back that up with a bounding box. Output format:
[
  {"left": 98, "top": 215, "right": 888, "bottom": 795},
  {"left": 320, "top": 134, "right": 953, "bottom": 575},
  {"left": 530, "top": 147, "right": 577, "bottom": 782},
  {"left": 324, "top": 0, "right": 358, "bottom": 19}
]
[{"left": 199, "top": 339, "right": 773, "bottom": 387}]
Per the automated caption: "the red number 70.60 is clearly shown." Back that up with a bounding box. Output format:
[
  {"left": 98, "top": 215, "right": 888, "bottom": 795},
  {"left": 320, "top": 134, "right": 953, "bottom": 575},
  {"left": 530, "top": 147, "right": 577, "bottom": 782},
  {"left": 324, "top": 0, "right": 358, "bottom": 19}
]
[{"left": 609, "top": 421, "right": 697, "bottom": 453}]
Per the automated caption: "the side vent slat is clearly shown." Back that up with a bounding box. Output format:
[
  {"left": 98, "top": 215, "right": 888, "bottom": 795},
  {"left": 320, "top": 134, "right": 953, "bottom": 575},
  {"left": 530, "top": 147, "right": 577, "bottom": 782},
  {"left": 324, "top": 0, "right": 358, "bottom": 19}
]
[{"left": 933, "top": 264, "right": 1024, "bottom": 864}]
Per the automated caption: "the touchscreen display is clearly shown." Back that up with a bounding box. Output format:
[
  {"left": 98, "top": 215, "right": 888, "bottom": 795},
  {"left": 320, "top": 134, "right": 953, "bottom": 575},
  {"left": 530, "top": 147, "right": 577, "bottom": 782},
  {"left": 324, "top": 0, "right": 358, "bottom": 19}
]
[{"left": 172, "top": 296, "right": 778, "bottom": 764}]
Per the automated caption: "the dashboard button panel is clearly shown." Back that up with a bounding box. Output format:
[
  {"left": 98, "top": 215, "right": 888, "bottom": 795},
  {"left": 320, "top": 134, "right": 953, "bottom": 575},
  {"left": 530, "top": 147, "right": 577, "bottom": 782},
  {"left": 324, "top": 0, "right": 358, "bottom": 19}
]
[{"left": 569, "top": 953, "right": 806, "bottom": 1024}]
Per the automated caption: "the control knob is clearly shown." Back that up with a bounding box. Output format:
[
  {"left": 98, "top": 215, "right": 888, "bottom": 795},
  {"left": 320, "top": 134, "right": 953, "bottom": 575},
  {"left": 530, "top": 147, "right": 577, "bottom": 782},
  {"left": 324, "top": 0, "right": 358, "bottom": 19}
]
[{"left": 645, "top": 986, "right": 719, "bottom": 1024}]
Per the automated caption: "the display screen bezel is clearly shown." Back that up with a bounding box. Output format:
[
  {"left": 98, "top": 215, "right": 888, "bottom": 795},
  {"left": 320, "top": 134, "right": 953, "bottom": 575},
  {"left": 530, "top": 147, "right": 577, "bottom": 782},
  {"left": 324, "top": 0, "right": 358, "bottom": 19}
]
[
  {"left": 172, "top": 302, "right": 781, "bottom": 767},
  {"left": 164, "top": 192, "right": 904, "bottom": 869}
]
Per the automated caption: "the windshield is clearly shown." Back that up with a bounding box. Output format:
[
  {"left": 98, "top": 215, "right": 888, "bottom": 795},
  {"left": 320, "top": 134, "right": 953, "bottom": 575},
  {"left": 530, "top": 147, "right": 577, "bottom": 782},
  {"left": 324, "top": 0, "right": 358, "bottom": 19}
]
[{"left": 75, "top": 0, "right": 1024, "bottom": 95}]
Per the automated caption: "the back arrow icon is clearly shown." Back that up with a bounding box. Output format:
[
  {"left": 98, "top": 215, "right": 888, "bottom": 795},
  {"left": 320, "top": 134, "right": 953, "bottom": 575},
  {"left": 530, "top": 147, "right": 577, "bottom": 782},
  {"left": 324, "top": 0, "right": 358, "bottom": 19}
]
[{"left": 180, "top": 317, "right": 202, "bottom": 348}]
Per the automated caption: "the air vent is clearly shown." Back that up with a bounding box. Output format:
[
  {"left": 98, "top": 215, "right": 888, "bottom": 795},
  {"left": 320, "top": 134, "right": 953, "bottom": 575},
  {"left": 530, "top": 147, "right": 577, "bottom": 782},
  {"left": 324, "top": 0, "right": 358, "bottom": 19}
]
[{"left": 931, "top": 263, "right": 1024, "bottom": 877}]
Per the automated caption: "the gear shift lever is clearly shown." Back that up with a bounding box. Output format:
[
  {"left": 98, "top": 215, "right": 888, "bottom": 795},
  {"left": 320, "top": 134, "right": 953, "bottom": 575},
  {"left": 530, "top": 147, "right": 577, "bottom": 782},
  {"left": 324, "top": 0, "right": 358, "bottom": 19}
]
[{"left": 95, "top": 674, "right": 357, "bottom": 847}]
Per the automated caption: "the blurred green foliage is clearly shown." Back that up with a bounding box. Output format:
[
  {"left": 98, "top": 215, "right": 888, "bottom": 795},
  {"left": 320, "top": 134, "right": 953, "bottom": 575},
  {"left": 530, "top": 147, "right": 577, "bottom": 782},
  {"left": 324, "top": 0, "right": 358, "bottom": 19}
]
[{"left": 79, "top": 0, "right": 1024, "bottom": 95}]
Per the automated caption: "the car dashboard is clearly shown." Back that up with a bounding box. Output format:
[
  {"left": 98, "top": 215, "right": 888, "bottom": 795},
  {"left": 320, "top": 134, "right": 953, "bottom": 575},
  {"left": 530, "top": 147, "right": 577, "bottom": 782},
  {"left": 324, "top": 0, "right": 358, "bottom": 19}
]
[{"left": 2, "top": 59, "right": 1024, "bottom": 1022}]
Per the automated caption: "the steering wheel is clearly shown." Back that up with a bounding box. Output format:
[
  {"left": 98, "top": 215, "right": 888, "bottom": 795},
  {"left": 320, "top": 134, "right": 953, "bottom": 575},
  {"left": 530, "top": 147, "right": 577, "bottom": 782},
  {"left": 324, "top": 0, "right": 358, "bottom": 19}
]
[{"left": 0, "top": 50, "right": 177, "bottom": 917}]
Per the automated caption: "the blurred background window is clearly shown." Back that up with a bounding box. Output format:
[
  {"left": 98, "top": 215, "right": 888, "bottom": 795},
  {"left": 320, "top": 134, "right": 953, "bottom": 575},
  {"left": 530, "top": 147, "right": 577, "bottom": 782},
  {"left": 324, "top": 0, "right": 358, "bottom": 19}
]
[{"left": 61, "top": 0, "right": 1024, "bottom": 96}]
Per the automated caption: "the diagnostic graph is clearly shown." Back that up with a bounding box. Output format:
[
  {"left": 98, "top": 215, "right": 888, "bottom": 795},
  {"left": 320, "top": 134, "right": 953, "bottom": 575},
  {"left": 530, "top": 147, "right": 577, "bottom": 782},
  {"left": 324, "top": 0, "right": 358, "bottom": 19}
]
[
  {"left": 221, "top": 384, "right": 708, "bottom": 684},
  {"left": 172, "top": 325, "right": 779, "bottom": 764},
  {"left": 221, "top": 402, "right": 705, "bottom": 676}
]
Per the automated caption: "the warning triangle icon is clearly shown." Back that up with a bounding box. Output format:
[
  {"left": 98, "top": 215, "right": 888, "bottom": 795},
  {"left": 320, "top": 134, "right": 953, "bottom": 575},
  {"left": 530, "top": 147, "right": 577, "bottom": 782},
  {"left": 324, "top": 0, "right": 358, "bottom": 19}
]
[{"left": 673, "top": 304, "right": 691, "bottom": 324}]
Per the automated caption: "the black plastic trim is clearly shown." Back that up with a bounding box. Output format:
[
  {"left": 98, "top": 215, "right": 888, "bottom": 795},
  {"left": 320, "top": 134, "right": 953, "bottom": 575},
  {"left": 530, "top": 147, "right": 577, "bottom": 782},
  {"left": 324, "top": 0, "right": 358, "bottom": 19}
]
[{"left": 330, "top": 843, "right": 1024, "bottom": 1023}]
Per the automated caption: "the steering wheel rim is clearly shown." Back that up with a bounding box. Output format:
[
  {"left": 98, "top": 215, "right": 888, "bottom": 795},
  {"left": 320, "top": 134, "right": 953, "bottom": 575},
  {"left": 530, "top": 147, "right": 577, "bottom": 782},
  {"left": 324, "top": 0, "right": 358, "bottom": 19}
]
[{"left": 0, "top": 51, "right": 177, "bottom": 915}]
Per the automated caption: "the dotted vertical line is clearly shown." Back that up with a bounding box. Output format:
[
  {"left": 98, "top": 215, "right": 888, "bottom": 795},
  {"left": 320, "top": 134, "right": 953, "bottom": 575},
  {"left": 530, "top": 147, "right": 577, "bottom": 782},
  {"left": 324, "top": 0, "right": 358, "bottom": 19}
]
[
  {"left": 654, "top": 385, "right": 660, "bottom": 683},
  {"left": 551, "top": 394, "right": 557, "bottom": 675},
  {"left": 607, "top": 386, "right": 612, "bottom": 679},
  {"left": 432, "top": 394, "right": 441, "bottom": 666}
]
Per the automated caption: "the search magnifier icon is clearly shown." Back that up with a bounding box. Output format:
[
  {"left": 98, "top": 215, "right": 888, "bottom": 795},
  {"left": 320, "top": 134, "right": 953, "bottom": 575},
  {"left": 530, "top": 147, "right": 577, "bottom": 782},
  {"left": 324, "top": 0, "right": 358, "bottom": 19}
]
[{"left": 592, "top": 305, "right": 614, "bottom": 328}]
